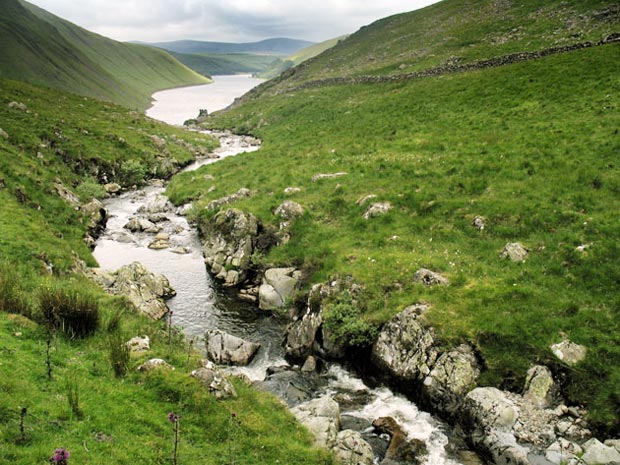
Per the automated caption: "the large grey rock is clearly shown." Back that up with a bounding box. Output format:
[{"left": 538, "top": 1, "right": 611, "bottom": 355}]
[
  {"left": 523, "top": 365, "right": 556, "bottom": 408},
  {"left": 582, "top": 439, "right": 620, "bottom": 465},
  {"left": 96, "top": 262, "right": 175, "bottom": 320},
  {"left": 605, "top": 440, "right": 620, "bottom": 452},
  {"left": 255, "top": 366, "right": 323, "bottom": 407},
  {"left": 274, "top": 200, "right": 305, "bottom": 219},
  {"left": 551, "top": 340, "right": 587, "bottom": 366},
  {"left": 463, "top": 387, "right": 519, "bottom": 430},
  {"left": 371, "top": 304, "right": 439, "bottom": 381},
  {"left": 137, "top": 358, "right": 174, "bottom": 372},
  {"left": 501, "top": 242, "right": 529, "bottom": 262},
  {"left": 81, "top": 198, "right": 108, "bottom": 238},
  {"left": 423, "top": 344, "right": 480, "bottom": 414},
  {"left": 205, "top": 329, "right": 260, "bottom": 366},
  {"left": 285, "top": 308, "right": 323, "bottom": 360},
  {"left": 125, "top": 217, "right": 158, "bottom": 233},
  {"left": 332, "top": 430, "right": 374, "bottom": 465},
  {"left": 191, "top": 362, "right": 237, "bottom": 399},
  {"left": 126, "top": 335, "right": 150, "bottom": 354},
  {"left": 372, "top": 416, "right": 427, "bottom": 465},
  {"left": 138, "top": 194, "right": 173, "bottom": 214},
  {"left": 53, "top": 182, "right": 80, "bottom": 207},
  {"left": 291, "top": 396, "right": 340, "bottom": 448},
  {"left": 312, "top": 172, "right": 347, "bottom": 182},
  {"left": 363, "top": 202, "right": 393, "bottom": 220},
  {"left": 104, "top": 183, "right": 121, "bottom": 194},
  {"left": 200, "top": 208, "right": 259, "bottom": 286},
  {"left": 413, "top": 268, "right": 448, "bottom": 286},
  {"left": 8, "top": 101, "right": 27, "bottom": 111},
  {"left": 545, "top": 439, "right": 583, "bottom": 465},
  {"left": 259, "top": 267, "right": 300, "bottom": 310}
]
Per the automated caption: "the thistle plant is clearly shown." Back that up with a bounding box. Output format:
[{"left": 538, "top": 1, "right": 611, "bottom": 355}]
[
  {"left": 49, "top": 448, "right": 70, "bottom": 464},
  {"left": 17, "top": 407, "right": 27, "bottom": 444},
  {"left": 167, "top": 310, "right": 174, "bottom": 354},
  {"left": 168, "top": 412, "right": 180, "bottom": 465}
]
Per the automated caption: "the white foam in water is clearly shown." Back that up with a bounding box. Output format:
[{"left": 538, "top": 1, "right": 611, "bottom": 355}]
[
  {"left": 326, "top": 364, "right": 461, "bottom": 465},
  {"left": 224, "top": 343, "right": 288, "bottom": 382}
]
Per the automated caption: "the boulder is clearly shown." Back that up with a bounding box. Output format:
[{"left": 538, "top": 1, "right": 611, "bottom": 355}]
[
  {"left": 551, "top": 340, "right": 587, "bottom": 366},
  {"left": 274, "top": 200, "right": 304, "bottom": 219},
  {"left": 255, "top": 366, "right": 323, "bottom": 407},
  {"left": 605, "top": 440, "right": 620, "bottom": 452},
  {"left": 423, "top": 344, "right": 480, "bottom": 414},
  {"left": 473, "top": 216, "right": 486, "bottom": 231},
  {"left": 285, "top": 308, "right": 323, "bottom": 360},
  {"left": 138, "top": 194, "right": 173, "bottom": 214},
  {"left": 372, "top": 416, "right": 427, "bottom": 465},
  {"left": 413, "top": 268, "right": 448, "bottom": 286},
  {"left": 8, "top": 101, "right": 27, "bottom": 111},
  {"left": 501, "top": 242, "right": 529, "bottom": 262},
  {"left": 523, "top": 365, "right": 556, "bottom": 408},
  {"left": 53, "top": 182, "right": 81, "bottom": 207},
  {"left": 462, "top": 387, "right": 519, "bottom": 430},
  {"left": 301, "top": 355, "right": 317, "bottom": 373},
  {"left": 545, "top": 439, "right": 583, "bottom": 465},
  {"left": 205, "top": 329, "right": 260, "bottom": 366},
  {"left": 100, "top": 262, "right": 175, "bottom": 320},
  {"left": 284, "top": 187, "right": 301, "bottom": 195},
  {"left": 206, "top": 188, "right": 251, "bottom": 211},
  {"left": 191, "top": 363, "right": 237, "bottom": 400},
  {"left": 291, "top": 396, "right": 340, "bottom": 448},
  {"left": 81, "top": 198, "right": 108, "bottom": 238},
  {"left": 104, "top": 183, "right": 121, "bottom": 194},
  {"left": 312, "top": 172, "right": 348, "bottom": 182},
  {"left": 125, "top": 217, "right": 158, "bottom": 233},
  {"left": 148, "top": 238, "right": 170, "bottom": 250},
  {"left": 258, "top": 267, "right": 300, "bottom": 311},
  {"left": 147, "top": 212, "right": 169, "bottom": 223},
  {"left": 126, "top": 335, "right": 150, "bottom": 354},
  {"left": 581, "top": 439, "right": 620, "bottom": 465},
  {"left": 137, "top": 358, "right": 174, "bottom": 372},
  {"left": 200, "top": 208, "right": 259, "bottom": 286},
  {"left": 0, "top": 128, "right": 8, "bottom": 139},
  {"left": 363, "top": 202, "right": 393, "bottom": 219},
  {"left": 356, "top": 194, "right": 377, "bottom": 206},
  {"left": 332, "top": 430, "right": 374, "bottom": 465},
  {"left": 371, "top": 304, "right": 439, "bottom": 381}
]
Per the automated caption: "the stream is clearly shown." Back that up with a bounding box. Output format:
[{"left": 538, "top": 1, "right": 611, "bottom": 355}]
[{"left": 93, "top": 78, "right": 466, "bottom": 465}]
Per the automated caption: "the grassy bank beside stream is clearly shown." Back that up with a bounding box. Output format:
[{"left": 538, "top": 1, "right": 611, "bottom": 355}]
[
  {"left": 0, "top": 78, "right": 334, "bottom": 464},
  {"left": 167, "top": 43, "right": 620, "bottom": 434}
]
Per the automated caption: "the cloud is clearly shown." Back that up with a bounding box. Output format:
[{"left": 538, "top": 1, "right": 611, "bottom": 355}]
[{"left": 26, "top": 0, "right": 440, "bottom": 43}]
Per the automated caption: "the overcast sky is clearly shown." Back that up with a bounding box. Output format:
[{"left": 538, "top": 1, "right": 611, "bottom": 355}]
[{"left": 26, "top": 0, "right": 441, "bottom": 43}]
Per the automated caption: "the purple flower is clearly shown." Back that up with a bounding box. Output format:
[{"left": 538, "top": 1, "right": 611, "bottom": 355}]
[
  {"left": 50, "top": 448, "right": 70, "bottom": 464},
  {"left": 168, "top": 412, "right": 179, "bottom": 423}
]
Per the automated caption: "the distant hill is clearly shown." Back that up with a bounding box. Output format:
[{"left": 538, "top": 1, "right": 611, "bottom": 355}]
[
  {"left": 257, "top": 35, "right": 349, "bottom": 80},
  {"left": 149, "top": 38, "right": 315, "bottom": 56},
  {"left": 0, "top": 0, "right": 210, "bottom": 109},
  {"left": 169, "top": 51, "right": 279, "bottom": 76},
  {"left": 256, "top": 0, "right": 620, "bottom": 94}
]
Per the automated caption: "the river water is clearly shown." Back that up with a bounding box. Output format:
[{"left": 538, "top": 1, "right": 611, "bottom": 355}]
[
  {"left": 94, "top": 76, "right": 465, "bottom": 465},
  {"left": 146, "top": 74, "right": 264, "bottom": 126}
]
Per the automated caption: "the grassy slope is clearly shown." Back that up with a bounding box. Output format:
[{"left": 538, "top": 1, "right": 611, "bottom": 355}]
[
  {"left": 0, "top": 0, "right": 209, "bottom": 109},
  {"left": 0, "top": 79, "right": 332, "bottom": 464},
  {"left": 258, "top": 36, "right": 349, "bottom": 80},
  {"left": 170, "top": 51, "right": 279, "bottom": 76},
  {"left": 168, "top": 41, "right": 620, "bottom": 434},
  {"left": 258, "top": 0, "right": 619, "bottom": 93}
]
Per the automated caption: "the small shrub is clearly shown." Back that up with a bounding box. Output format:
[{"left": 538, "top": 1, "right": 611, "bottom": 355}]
[
  {"left": 118, "top": 159, "right": 146, "bottom": 186},
  {"left": 322, "top": 295, "right": 377, "bottom": 350},
  {"left": 75, "top": 179, "right": 106, "bottom": 202},
  {"left": 107, "top": 333, "right": 130, "bottom": 377},
  {"left": 64, "top": 370, "right": 82, "bottom": 419},
  {"left": 38, "top": 284, "right": 100, "bottom": 339}
]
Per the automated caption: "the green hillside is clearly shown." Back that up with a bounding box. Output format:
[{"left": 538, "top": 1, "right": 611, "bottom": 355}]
[
  {"left": 257, "top": 35, "right": 348, "bottom": 80},
  {"left": 169, "top": 0, "right": 620, "bottom": 435},
  {"left": 170, "top": 51, "right": 279, "bottom": 76},
  {"left": 255, "top": 0, "right": 620, "bottom": 94},
  {"left": 0, "top": 78, "right": 333, "bottom": 465},
  {"left": 0, "top": 0, "right": 210, "bottom": 109}
]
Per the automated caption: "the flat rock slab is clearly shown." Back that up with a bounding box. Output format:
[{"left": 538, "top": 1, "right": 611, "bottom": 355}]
[{"left": 205, "top": 329, "right": 260, "bottom": 366}]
